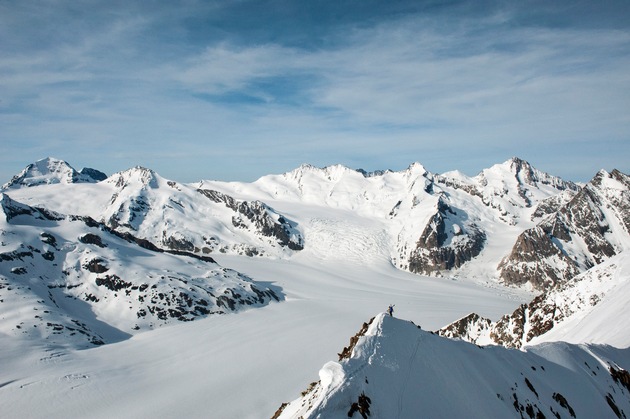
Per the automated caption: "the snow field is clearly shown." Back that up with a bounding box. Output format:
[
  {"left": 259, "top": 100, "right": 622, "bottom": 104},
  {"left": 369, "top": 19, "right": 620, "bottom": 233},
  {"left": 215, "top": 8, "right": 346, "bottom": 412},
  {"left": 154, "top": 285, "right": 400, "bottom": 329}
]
[{"left": 0, "top": 253, "right": 528, "bottom": 418}]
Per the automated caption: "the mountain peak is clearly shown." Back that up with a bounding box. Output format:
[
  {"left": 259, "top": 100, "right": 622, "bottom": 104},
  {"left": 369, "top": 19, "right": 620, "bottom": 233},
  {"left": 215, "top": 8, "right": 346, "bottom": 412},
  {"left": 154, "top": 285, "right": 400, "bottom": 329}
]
[
  {"left": 2, "top": 157, "right": 98, "bottom": 189},
  {"left": 404, "top": 162, "right": 428, "bottom": 176},
  {"left": 276, "top": 312, "right": 630, "bottom": 419},
  {"left": 106, "top": 166, "right": 160, "bottom": 189}
]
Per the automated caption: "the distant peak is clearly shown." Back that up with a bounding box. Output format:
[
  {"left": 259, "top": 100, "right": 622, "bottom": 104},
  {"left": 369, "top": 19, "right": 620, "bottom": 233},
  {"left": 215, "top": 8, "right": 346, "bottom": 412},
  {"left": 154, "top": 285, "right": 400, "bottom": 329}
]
[
  {"left": 2, "top": 157, "right": 97, "bottom": 189},
  {"left": 80, "top": 167, "right": 107, "bottom": 182},
  {"left": 107, "top": 166, "right": 160, "bottom": 189},
  {"left": 404, "top": 162, "right": 428, "bottom": 176}
]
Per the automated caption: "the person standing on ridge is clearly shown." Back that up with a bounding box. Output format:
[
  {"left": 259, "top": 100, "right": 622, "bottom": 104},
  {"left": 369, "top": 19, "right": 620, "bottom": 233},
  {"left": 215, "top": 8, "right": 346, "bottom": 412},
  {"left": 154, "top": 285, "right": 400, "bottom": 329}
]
[{"left": 388, "top": 304, "right": 394, "bottom": 317}]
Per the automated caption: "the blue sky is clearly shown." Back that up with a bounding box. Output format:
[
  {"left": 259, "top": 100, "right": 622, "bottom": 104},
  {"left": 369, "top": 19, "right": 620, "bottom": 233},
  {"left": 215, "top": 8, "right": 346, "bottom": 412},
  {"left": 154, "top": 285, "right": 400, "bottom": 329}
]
[{"left": 1, "top": 0, "right": 629, "bottom": 183}]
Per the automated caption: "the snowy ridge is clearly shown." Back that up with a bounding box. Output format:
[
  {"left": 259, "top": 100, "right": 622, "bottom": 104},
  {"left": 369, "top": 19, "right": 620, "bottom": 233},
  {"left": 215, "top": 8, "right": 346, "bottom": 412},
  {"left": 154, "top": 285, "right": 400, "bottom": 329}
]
[
  {"left": 4, "top": 157, "right": 628, "bottom": 287},
  {"left": 276, "top": 313, "right": 630, "bottom": 419},
  {"left": 204, "top": 157, "right": 579, "bottom": 279},
  {"left": 0, "top": 194, "right": 281, "bottom": 349},
  {"left": 439, "top": 251, "right": 630, "bottom": 349},
  {"left": 1, "top": 157, "right": 103, "bottom": 189},
  {"left": 6, "top": 163, "right": 304, "bottom": 259},
  {"left": 500, "top": 169, "right": 630, "bottom": 289}
]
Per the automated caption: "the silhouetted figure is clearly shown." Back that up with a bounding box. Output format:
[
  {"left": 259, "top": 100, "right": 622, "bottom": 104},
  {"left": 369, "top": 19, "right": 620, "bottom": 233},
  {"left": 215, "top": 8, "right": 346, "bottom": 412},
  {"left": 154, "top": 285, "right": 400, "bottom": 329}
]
[{"left": 388, "top": 304, "right": 394, "bottom": 317}]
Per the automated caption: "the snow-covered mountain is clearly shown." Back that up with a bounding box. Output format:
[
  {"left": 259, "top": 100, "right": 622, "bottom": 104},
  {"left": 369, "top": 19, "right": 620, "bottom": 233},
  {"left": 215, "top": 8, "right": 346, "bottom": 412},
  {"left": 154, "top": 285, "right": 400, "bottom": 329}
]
[
  {"left": 4, "top": 161, "right": 304, "bottom": 259},
  {"left": 0, "top": 193, "right": 281, "bottom": 349},
  {"left": 6, "top": 157, "right": 628, "bottom": 288},
  {"left": 500, "top": 169, "right": 630, "bottom": 289},
  {"left": 203, "top": 157, "right": 593, "bottom": 281},
  {"left": 274, "top": 313, "right": 630, "bottom": 419},
  {"left": 1, "top": 156, "right": 629, "bottom": 418},
  {"left": 439, "top": 251, "right": 630, "bottom": 349},
  {"left": 2, "top": 157, "right": 106, "bottom": 189}
]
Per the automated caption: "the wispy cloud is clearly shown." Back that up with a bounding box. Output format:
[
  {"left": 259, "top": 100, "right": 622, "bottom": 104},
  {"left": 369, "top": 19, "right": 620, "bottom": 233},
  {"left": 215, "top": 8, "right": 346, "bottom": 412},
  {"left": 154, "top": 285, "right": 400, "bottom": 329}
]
[{"left": 1, "top": 1, "right": 629, "bottom": 183}]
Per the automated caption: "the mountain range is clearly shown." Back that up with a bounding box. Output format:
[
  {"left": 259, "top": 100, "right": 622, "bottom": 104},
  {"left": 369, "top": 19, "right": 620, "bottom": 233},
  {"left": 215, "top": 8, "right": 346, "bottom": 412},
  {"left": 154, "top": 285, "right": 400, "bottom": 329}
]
[{"left": 1, "top": 156, "right": 628, "bottom": 418}]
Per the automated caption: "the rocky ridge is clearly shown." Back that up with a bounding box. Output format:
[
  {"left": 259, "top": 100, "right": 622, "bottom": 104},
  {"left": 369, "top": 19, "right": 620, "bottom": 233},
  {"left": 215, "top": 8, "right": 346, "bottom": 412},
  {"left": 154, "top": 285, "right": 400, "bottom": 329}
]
[
  {"left": 5, "top": 162, "right": 304, "bottom": 259},
  {"left": 500, "top": 169, "right": 630, "bottom": 289},
  {"left": 0, "top": 193, "right": 282, "bottom": 349},
  {"left": 439, "top": 251, "right": 630, "bottom": 348}
]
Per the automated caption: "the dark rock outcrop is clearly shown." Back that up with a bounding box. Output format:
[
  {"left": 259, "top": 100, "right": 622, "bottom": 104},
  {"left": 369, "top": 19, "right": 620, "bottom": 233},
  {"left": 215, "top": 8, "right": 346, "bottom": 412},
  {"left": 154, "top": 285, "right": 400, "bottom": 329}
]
[
  {"left": 198, "top": 189, "right": 303, "bottom": 251},
  {"left": 406, "top": 197, "right": 486, "bottom": 275},
  {"left": 80, "top": 167, "right": 107, "bottom": 182}
]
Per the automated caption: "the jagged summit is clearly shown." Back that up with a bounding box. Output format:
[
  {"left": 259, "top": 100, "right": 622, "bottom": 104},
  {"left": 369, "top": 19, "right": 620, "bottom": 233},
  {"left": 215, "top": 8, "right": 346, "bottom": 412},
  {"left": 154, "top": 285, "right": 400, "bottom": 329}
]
[
  {"left": 2, "top": 157, "right": 101, "bottom": 189},
  {"left": 500, "top": 168, "right": 630, "bottom": 289}
]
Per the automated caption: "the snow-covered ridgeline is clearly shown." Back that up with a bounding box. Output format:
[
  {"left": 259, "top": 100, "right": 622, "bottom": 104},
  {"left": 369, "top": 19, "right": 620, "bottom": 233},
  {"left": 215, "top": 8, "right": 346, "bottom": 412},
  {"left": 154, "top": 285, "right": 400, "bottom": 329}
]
[
  {"left": 204, "top": 157, "right": 582, "bottom": 281},
  {"left": 439, "top": 251, "right": 630, "bottom": 349},
  {"left": 4, "top": 159, "right": 304, "bottom": 259},
  {"left": 275, "top": 313, "right": 630, "bottom": 419},
  {"left": 4, "top": 157, "right": 628, "bottom": 288}
]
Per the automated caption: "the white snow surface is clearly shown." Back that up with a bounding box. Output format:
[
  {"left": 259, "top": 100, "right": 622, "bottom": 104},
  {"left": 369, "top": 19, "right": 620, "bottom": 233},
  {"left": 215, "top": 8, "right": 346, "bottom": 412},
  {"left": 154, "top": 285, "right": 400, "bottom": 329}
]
[
  {"left": 1, "top": 157, "right": 96, "bottom": 189},
  {"left": 0, "top": 252, "right": 530, "bottom": 418},
  {"left": 277, "top": 313, "right": 630, "bottom": 419},
  {"left": 529, "top": 251, "right": 630, "bottom": 348},
  {"left": 1, "top": 158, "right": 628, "bottom": 418}
]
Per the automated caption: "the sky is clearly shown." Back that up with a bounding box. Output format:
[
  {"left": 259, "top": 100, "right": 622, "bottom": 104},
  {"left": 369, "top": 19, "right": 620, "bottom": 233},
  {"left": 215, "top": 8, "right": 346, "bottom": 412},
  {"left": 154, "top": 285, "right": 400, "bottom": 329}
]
[{"left": 1, "top": 0, "right": 629, "bottom": 184}]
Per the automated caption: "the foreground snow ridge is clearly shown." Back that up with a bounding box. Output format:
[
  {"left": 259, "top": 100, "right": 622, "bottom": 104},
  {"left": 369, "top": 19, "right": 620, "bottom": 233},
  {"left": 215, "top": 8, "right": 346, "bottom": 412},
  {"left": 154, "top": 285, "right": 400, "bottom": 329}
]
[{"left": 275, "top": 313, "right": 630, "bottom": 419}]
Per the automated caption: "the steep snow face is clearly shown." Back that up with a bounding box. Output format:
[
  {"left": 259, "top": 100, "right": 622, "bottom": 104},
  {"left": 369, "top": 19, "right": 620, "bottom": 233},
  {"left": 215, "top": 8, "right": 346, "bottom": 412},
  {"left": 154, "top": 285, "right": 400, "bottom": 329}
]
[
  {"left": 0, "top": 196, "right": 282, "bottom": 349},
  {"left": 5, "top": 165, "right": 304, "bottom": 259},
  {"left": 500, "top": 169, "right": 630, "bottom": 289},
  {"left": 276, "top": 314, "right": 630, "bottom": 419},
  {"left": 1, "top": 157, "right": 98, "bottom": 189},
  {"left": 439, "top": 251, "right": 630, "bottom": 349}
]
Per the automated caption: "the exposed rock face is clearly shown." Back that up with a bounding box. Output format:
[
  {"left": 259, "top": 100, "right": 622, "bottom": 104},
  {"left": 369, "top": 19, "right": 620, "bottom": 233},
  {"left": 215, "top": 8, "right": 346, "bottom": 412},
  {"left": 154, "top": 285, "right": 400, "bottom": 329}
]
[
  {"left": 198, "top": 189, "right": 304, "bottom": 251},
  {"left": 79, "top": 167, "right": 108, "bottom": 182},
  {"left": 437, "top": 313, "right": 493, "bottom": 345},
  {"left": 0, "top": 193, "right": 63, "bottom": 223},
  {"left": 530, "top": 190, "right": 577, "bottom": 221},
  {"left": 498, "top": 227, "right": 580, "bottom": 289},
  {"left": 406, "top": 197, "right": 486, "bottom": 275},
  {"left": 500, "top": 169, "right": 630, "bottom": 290},
  {"left": 439, "top": 254, "right": 626, "bottom": 349}
]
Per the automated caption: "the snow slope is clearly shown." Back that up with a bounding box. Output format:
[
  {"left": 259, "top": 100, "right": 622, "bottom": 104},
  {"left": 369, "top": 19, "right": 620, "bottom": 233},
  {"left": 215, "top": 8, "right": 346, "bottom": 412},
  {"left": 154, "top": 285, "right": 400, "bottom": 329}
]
[
  {"left": 0, "top": 193, "right": 281, "bottom": 348},
  {"left": 439, "top": 251, "right": 630, "bottom": 349},
  {"left": 0, "top": 252, "right": 529, "bottom": 419},
  {"left": 276, "top": 313, "right": 630, "bottom": 419},
  {"left": 528, "top": 252, "right": 630, "bottom": 348}
]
